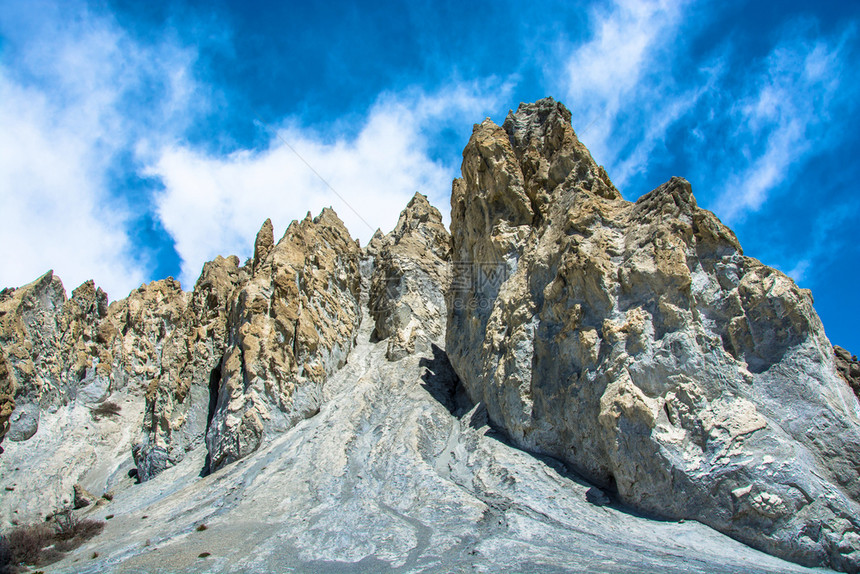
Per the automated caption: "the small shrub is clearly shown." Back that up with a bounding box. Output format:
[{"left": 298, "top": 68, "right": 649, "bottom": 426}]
[
  {"left": 101, "top": 492, "right": 113, "bottom": 501},
  {"left": 4, "top": 524, "right": 54, "bottom": 565},
  {"left": 195, "top": 524, "right": 207, "bottom": 532},
  {"left": 38, "top": 547, "right": 64, "bottom": 565},
  {"left": 1, "top": 507, "right": 105, "bottom": 572},
  {"left": 0, "top": 523, "right": 55, "bottom": 571},
  {"left": 0, "top": 537, "right": 11, "bottom": 572},
  {"left": 74, "top": 519, "right": 104, "bottom": 540},
  {"left": 91, "top": 551, "right": 99, "bottom": 559},
  {"left": 52, "top": 508, "right": 76, "bottom": 541},
  {"left": 104, "top": 515, "right": 114, "bottom": 520},
  {"left": 198, "top": 552, "right": 211, "bottom": 558},
  {"left": 52, "top": 508, "right": 104, "bottom": 552},
  {"left": 89, "top": 401, "right": 121, "bottom": 420}
]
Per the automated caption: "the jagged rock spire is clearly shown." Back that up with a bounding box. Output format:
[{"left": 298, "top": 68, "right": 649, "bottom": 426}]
[
  {"left": 368, "top": 191, "right": 451, "bottom": 360},
  {"left": 252, "top": 218, "right": 274, "bottom": 273}
]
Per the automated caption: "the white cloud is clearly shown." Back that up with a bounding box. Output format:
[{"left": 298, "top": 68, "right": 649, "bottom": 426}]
[
  {"left": 0, "top": 2, "right": 205, "bottom": 300},
  {"left": 564, "top": 0, "right": 684, "bottom": 110},
  {"left": 0, "top": 1, "right": 509, "bottom": 297},
  {"left": 555, "top": 2, "right": 854, "bottom": 244},
  {"left": 148, "top": 83, "right": 508, "bottom": 289},
  {"left": 0, "top": 71, "right": 143, "bottom": 296},
  {"left": 714, "top": 34, "right": 848, "bottom": 222},
  {"left": 559, "top": 0, "right": 696, "bottom": 188}
]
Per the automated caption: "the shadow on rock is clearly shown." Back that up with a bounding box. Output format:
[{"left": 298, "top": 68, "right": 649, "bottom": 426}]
[{"left": 420, "top": 344, "right": 473, "bottom": 418}]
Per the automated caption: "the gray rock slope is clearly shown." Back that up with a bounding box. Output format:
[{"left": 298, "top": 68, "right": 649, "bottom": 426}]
[{"left": 447, "top": 98, "right": 860, "bottom": 572}]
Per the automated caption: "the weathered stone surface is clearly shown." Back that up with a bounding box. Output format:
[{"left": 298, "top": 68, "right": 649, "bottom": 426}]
[
  {"left": 586, "top": 486, "right": 611, "bottom": 506},
  {"left": 205, "top": 209, "right": 362, "bottom": 472},
  {"left": 6, "top": 403, "right": 39, "bottom": 442},
  {"left": 0, "top": 344, "right": 14, "bottom": 446},
  {"left": 368, "top": 192, "right": 451, "bottom": 360},
  {"left": 61, "top": 280, "right": 112, "bottom": 400},
  {"left": 0, "top": 270, "right": 204, "bottom": 515},
  {"left": 107, "top": 278, "right": 189, "bottom": 393},
  {"left": 133, "top": 256, "right": 246, "bottom": 480},
  {"left": 73, "top": 483, "right": 96, "bottom": 509},
  {"left": 835, "top": 345, "right": 860, "bottom": 399},
  {"left": 447, "top": 97, "right": 860, "bottom": 572},
  {"left": 41, "top": 271, "right": 821, "bottom": 574},
  {"left": 253, "top": 218, "right": 274, "bottom": 274},
  {"left": 0, "top": 209, "right": 363, "bottom": 486},
  {"left": 0, "top": 272, "right": 92, "bottom": 446},
  {"left": 0, "top": 272, "right": 68, "bottom": 421}
]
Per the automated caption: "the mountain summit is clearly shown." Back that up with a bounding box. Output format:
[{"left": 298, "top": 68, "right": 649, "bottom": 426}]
[{"left": 1, "top": 98, "right": 859, "bottom": 573}]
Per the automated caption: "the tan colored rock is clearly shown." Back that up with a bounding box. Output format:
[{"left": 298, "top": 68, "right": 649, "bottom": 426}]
[
  {"left": 364, "top": 228, "right": 386, "bottom": 259},
  {"left": 61, "top": 280, "right": 113, "bottom": 404},
  {"left": 253, "top": 218, "right": 274, "bottom": 274},
  {"left": 0, "top": 268, "right": 216, "bottom": 479},
  {"left": 205, "top": 208, "right": 361, "bottom": 471},
  {"left": 0, "top": 271, "right": 151, "bottom": 518},
  {"left": 0, "top": 209, "right": 362, "bottom": 480},
  {"left": 0, "top": 345, "right": 14, "bottom": 446},
  {"left": 0, "top": 272, "right": 68, "bottom": 443},
  {"left": 133, "top": 256, "right": 247, "bottom": 480},
  {"left": 447, "top": 97, "right": 860, "bottom": 572},
  {"left": 73, "top": 483, "right": 96, "bottom": 509}
]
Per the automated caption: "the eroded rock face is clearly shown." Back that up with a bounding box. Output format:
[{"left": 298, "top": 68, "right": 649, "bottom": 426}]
[
  {"left": 447, "top": 97, "right": 860, "bottom": 571},
  {"left": 835, "top": 346, "right": 860, "bottom": 399},
  {"left": 133, "top": 256, "right": 247, "bottom": 480},
  {"left": 0, "top": 270, "right": 202, "bottom": 473},
  {"left": 368, "top": 193, "right": 451, "bottom": 360},
  {"left": 0, "top": 273, "right": 111, "bottom": 444},
  {"left": 107, "top": 278, "right": 190, "bottom": 395},
  {"left": 0, "top": 270, "right": 202, "bottom": 520},
  {"left": 0, "top": 208, "right": 365, "bottom": 482},
  {"left": 205, "top": 209, "right": 362, "bottom": 472}
]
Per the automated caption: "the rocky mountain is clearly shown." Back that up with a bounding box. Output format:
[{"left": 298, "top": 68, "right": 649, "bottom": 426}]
[
  {"left": 1, "top": 98, "right": 859, "bottom": 573},
  {"left": 448, "top": 99, "right": 860, "bottom": 571}
]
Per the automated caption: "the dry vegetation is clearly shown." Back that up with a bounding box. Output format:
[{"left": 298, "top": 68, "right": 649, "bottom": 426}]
[
  {"left": 0, "top": 508, "right": 104, "bottom": 573},
  {"left": 88, "top": 400, "right": 122, "bottom": 420}
]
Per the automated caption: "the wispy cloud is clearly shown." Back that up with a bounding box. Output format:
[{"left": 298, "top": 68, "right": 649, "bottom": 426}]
[
  {"left": 147, "top": 83, "right": 509, "bottom": 288},
  {"left": 0, "top": 1, "right": 205, "bottom": 299},
  {"left": 714, "top": 29, "right": 851, "bottom": 222},
  {"left": 557, "top": 0, "right": 699, "bottom": 188}
]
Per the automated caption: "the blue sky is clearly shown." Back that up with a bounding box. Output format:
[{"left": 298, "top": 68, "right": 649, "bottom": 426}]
[{"left": 1, "top": 0, "right": 859, "bottom": 354}]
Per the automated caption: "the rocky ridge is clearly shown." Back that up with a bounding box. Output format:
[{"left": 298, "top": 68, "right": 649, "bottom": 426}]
[
  {"left": 0, "top": 210, "right": 360, "bottom": 515},
  {"left": 0, "top": 98, "right": 859, "bottom": 573}
]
